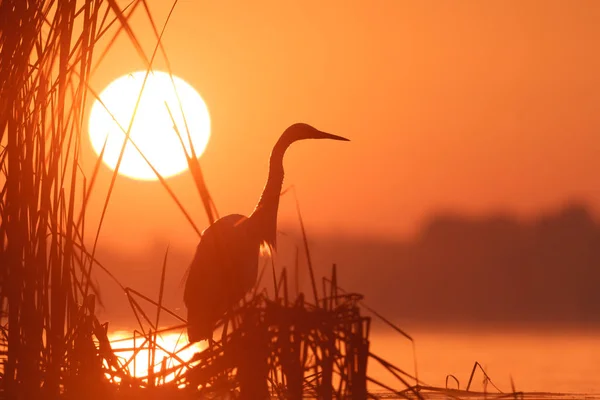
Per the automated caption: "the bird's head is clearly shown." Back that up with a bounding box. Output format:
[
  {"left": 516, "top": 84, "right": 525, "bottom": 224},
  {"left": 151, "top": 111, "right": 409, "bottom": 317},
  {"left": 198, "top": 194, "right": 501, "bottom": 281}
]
[{"left": 279, "top": 123, "right": 350, "bottom": 147}]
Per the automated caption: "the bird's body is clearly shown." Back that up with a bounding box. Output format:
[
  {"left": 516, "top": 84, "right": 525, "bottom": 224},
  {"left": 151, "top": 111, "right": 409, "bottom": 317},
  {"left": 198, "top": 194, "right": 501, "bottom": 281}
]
[
  {"left": 184, "top": 123, "right": 348, "bottom": 343},
  {"left": 184, "top": 214, "right": 259, "bottom": 341}
]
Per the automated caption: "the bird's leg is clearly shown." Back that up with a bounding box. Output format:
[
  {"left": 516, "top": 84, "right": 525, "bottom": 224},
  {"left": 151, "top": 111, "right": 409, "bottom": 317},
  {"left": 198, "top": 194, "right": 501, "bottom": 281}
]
[
  {"left": 221, "top": 316, "right": 229, "bottom": 343},
  {"left": 207, "top": 337, "right": 216, "bottom": 349},
  {"left": 242, "top": 292, "right": 251, "bottom": 307}
]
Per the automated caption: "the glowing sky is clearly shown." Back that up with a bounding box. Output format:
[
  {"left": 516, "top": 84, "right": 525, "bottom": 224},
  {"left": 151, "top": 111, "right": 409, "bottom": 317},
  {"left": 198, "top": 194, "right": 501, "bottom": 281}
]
[{"left": 83, "top": 1, "right": 600, "bottom": 250}]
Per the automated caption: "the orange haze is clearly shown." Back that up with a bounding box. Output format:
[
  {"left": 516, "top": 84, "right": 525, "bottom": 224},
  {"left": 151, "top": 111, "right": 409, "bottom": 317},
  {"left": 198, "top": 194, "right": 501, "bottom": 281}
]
[{"left": 82, "top": 1, "right": 600, "bottom": 252}]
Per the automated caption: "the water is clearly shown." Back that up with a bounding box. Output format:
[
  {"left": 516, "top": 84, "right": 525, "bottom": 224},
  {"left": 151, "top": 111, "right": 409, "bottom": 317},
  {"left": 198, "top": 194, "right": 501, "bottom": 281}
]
[
  {"left": 107, "top": 329, "right": 205, "bottom": 383},
  {"left": 107, "top": 328, "right": 600, "bottom": 394},
  {"left": 369, "top": 329, "right": 600, "bottom": 394}
]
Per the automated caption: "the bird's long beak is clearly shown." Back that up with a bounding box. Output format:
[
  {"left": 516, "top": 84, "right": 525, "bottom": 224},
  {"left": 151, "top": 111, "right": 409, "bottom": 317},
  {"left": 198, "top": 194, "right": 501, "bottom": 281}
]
[{"left": 317, "top": 130, "right": 350, "bottom": 141}]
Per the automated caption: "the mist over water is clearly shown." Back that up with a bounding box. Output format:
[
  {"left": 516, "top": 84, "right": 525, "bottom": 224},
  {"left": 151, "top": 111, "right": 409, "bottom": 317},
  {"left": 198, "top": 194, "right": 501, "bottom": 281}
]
[
  {"left": 308, "top": 203, "right": 600, "bottom": 327},
  {"left": 95, "top": 203, "right": 600, "bottom": 393}
]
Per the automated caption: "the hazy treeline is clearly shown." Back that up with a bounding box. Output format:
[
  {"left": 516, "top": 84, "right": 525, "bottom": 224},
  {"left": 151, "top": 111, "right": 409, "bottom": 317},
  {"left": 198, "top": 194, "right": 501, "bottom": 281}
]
[
  {"left": 94, "top": 203, "right": 600, "bottom": 329},
  {"left": 316, "top": 203, "right": 600, "bottom": 327}
]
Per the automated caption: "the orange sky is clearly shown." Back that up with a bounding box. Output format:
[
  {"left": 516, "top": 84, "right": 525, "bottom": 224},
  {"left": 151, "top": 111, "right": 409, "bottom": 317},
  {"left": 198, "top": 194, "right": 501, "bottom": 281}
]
[{"left": 82, "top": 1, "right": 600, "bottom": 251}]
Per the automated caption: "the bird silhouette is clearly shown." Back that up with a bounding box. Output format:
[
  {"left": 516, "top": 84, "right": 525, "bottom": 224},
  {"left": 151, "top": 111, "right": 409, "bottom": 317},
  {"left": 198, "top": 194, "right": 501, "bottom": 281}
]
[{"left": 184, "top": 123, "right": 349, "bottom": 342}]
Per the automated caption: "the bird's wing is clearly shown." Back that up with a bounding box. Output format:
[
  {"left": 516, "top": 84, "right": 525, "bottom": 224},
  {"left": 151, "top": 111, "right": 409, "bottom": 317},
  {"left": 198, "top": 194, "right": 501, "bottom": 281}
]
[
  {"left": 184, "top": 215, "right": 251, "bottom": 340},
  {"left": 183, "top": 214, "right": 249, "bottom": 308}
]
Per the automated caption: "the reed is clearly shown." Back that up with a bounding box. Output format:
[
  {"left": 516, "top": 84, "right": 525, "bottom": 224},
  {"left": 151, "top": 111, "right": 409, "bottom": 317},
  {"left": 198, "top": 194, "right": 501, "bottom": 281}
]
[{"left": 0, "top": 0, "right": 181, "bottom": 397}]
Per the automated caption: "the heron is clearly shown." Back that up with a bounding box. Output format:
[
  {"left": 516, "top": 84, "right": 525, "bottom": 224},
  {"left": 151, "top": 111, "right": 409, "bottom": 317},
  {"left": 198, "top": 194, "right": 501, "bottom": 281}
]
[{"left": 184, "top": 123, "right": 349, "bottom": 342}]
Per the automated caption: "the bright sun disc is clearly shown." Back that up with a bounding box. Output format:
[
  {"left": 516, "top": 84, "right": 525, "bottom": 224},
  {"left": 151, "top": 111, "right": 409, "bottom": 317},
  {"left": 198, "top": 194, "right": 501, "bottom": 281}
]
[{"left": 88, "top": 71, "right": 210, "bottom": 180}]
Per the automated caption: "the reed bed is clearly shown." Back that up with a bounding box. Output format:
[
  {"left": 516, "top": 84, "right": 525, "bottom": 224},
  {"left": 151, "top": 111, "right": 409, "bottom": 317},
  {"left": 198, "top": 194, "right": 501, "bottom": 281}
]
[{"left": 0, "top": 0, "right": 191, "bottom": 397}]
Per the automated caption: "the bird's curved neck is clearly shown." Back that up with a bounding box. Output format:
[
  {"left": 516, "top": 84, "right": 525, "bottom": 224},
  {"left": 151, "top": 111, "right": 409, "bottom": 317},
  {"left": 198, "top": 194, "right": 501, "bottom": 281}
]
[{"left": 249, "top": 138, "right": 289, "bottom": 249}]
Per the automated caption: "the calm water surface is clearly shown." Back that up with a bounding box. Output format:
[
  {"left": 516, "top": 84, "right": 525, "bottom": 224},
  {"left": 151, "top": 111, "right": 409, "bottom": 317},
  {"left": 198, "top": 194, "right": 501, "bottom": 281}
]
[
  {"left": 369, "top": 329, "right": 600, "bottom": 394},
  {"left": 107, "top": 329, "right": 600, "bottom": 394}
]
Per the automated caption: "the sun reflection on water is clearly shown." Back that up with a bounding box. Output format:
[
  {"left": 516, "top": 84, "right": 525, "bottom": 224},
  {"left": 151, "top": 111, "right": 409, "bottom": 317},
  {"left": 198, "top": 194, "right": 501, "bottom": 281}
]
[{"left": 107, "top": 329, "right": 206, "bottom": 385}]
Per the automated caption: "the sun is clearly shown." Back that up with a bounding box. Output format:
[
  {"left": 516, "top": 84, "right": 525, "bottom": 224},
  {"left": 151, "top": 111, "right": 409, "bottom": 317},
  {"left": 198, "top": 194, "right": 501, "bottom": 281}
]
[{"left": 88, "top": 71, "right": 210, "bottom": 180}]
